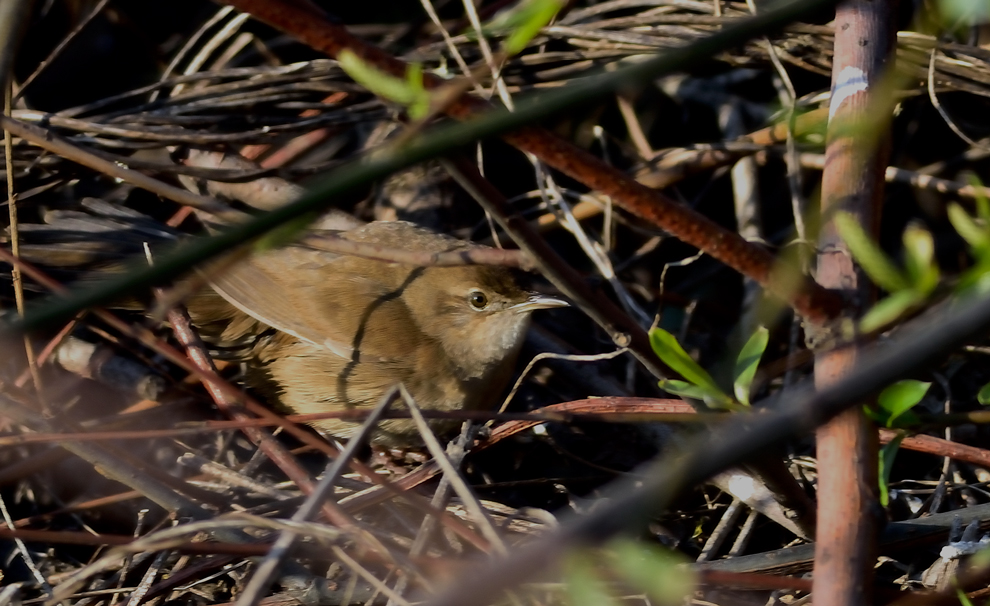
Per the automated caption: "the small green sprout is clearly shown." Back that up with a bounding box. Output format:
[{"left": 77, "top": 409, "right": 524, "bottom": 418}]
[
  {"left": 564, "top": 552, "right": 616, "bottom": 606},
  {"left": 835, "top": 212, "right": 939, "bottom": 333},
  {"left": 978, "top": 381, "right": 990, "bottom": 406},
  {"left": 498, "top": 0, "right": 565, "bottom": 55},
  {"left": 650, "top": 328, "right": 734, "bottom": 409},
  {"left": 733, "top": 326, "right": 769, "bottom": 406},
  {"left": 650, "top": 326, "right": 767, "bottom": 410},
  {"left": 609, "top": 539, "right": 694, "bottom": 606},
  {"left": 878, "top": 431, "right": 905, "bottom": 507},
  {"left": 868, "top": 380, "right": 930, "bottom": 507},
  {"left": 338, "top": 50, "right": 431, "bottom": 119},
  {"left": 562, "top": 540, "right": 694, "bottom": 606},
  {"left": 948, "top": 177, "right": 990, "bottom": 294},
  {"left": 471, "top": 0, "right": 565, "bottom": 55},
  {"left": 866, "top": 379, "right": 930, "bottom": 428}
]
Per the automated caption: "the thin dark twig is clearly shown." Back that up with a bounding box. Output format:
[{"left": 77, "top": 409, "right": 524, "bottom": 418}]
[
  {"left": 152, "top": 5, "right": 235, "bottom": 103},
  {"left": 0, "top": 115, "right": 241, "bottom": 219},
  {"left": 13, "top": 0, "right": 111, "bottom": 101},
  {"left": 0, "top": 0, "right": 32, "bottom": 91},
  {"left": 235, "top": 390, "right": 398, "bottom": 606},
  {"left": 400, "top": 385, "right": 507, "bottom": 555}
]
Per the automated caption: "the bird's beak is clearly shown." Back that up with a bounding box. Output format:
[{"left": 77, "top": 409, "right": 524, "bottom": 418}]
[{"left": 510, "top": 294, "right": 570, "bottom": 314}]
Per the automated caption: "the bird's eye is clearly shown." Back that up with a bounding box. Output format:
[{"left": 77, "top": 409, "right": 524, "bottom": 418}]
[{"left": 468, "top": 290, "right": 489, "bottom": 310}]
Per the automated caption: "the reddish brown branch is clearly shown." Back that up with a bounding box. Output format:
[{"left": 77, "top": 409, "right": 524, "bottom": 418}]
[
  {"left": 0, "top": 527, "right": 271, "bottom": 557},
  {"left": 0, "top": 400, "right": 708, "bottom": 446},
  {"left": 812, "top": 0, "right": 896, "bottom": 603},
  {"left": 479, "top": 397, "right": 694, "bottom": 447},
  {"left": 699, "top": 569, "right": 812, "bottom": 593},
  {"left": 879, "top": 429, "right": 990, "bottom": 468}
]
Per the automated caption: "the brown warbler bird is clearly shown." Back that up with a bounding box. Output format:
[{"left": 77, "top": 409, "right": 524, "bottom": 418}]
[{"left": 188, "top": 221, "right": 567, "bottom": 445}]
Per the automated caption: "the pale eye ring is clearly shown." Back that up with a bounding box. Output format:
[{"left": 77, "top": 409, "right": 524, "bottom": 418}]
[{"left": 468, "top": 290, "right": 489, "bottom": 310}]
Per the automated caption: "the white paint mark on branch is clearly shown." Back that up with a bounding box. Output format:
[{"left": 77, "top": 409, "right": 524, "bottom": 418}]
[{"left": 829, "top": 66, "right": 869, "bottom": 122}]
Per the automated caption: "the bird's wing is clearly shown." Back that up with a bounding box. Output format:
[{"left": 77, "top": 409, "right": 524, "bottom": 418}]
[{"left": 208, "top": 246, "right": 355, "bottom": 360}]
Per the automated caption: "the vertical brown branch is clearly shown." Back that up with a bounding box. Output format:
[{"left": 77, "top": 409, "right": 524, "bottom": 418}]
[{"left": 812, "top": 0, "right": 897, "bottom": 603}]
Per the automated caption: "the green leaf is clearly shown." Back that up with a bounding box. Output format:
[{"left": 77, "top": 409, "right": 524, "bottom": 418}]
[
  {"left": 859, "top": 289, "right": 923, "bottom": 333},
  {"left": 649, "top": 328, "right": 726, "bottom": 396},
  {"left": 405, "top": 63, "right": 430, "bottom": 120},
  {"left": 732, "top": 326, "right": 768, "bottom": 406},
  {"left": 969, "top": 546, "right": 990, "bottom": 569},
  {"left": 501, "top": 0, "right": 565, "bottom": 55},
  {"left": 659, "top": 380, "right": 735, "bottom": 409},
  {"left": 939, "top": 0, "right": 990, "bottom": 27},
  {"left": 835, "top": 212, "right": 909, "bottom": 293},
  {"left": 965, "top": 173, "right": 990, "bottom": 222},
  {"left": 338, "top": 50, "right": 430, "bottom": 115},
  {"left": 862, "top": 404, "right": 886, "bottom": 425},
  {"left": 957, "top": 257, "right": 990, "bottom": 295},
  {"left": 878, "top": 380, "right": 931, "bottom": 428},
  {"left": 564, "top": 552, "right": 617, "bottom": 606},
  {"left": 658, "top": 379, "right": 709, "bottom": 399},
  {"left": 954, "top": 586, "right": 975, "bottom": 606},
  {"left": 878, "top": 431, "right": 905, "bottom": 507},
  {"left": 609, "top": 539, "right": 695, "bottom": 606},
  {"left": 947, "top": 203, "right": 990, "bottom": 252},
  {"left": 901, "top": 223, "right": 939, "bottom": 295},
  {"left": 977, "top": 380, "right": 990, "bottom": 405},
  {"left": 785, "top": 108, "right": 827, "bottom": 143}
]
